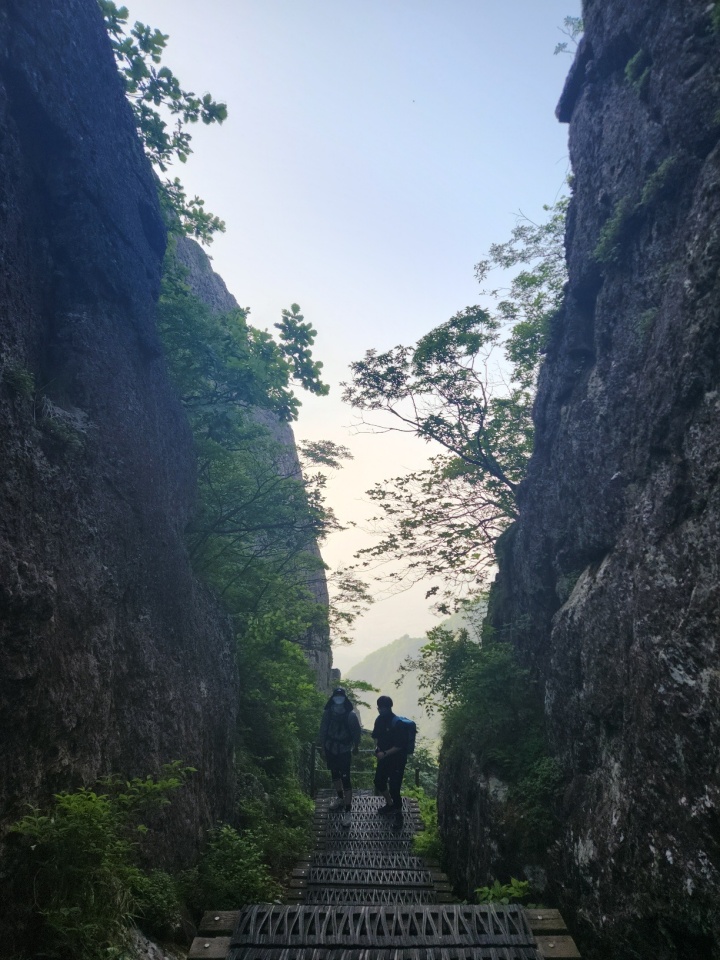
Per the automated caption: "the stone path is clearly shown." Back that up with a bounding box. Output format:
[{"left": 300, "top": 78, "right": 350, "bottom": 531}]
[{"left": 189, "top": 790, "right": 580, "bottom": 959}]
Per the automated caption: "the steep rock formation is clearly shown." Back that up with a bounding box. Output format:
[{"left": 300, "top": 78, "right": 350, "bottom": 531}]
[
  {"left": 174, "top": 237, "right": 332, "bottom": 688},
  {"left": 440, "top": 2, "right": 720, "bottom": 957},
  {"left": 0, "top": 0, "right": 237, "bottom": 857}
]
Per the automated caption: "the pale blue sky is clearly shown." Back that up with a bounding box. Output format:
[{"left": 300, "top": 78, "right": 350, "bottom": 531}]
[{"left": 127, "top": 0, "right": 580, "bottom": 670}]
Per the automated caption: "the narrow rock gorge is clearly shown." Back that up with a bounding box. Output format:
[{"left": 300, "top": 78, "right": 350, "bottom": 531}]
[{"left": 440, "top": 2, "right": 720, "bottom": 957}]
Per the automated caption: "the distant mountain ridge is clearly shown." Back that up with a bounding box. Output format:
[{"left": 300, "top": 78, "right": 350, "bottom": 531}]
[{"left": 346, "top": 633, "right": 441, "bottom": 744}]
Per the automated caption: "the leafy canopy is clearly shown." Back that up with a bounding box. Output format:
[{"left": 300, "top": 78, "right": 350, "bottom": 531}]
[
  {"left": 159, "top": 254, "right": 328, "bottom": 423},
  {"left": 553, "top": 16, "right": 584, "bottom": 56},
  {"left": 99, "top": 1, "right": 227, "bottom": 242},
  {"left": 343, "top": 199, "right": 568, "bottom": 608},
  {"left": 158, "top": 249, "right": 334, "bottom": 627}
]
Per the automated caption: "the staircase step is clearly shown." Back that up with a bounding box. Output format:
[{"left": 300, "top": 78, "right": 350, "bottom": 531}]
[
  {"left": 301, "top": 888, "right": 444, "bottom": 905},
  {"left": 535, "top": 937, "right": 581, "bottom": 959},
  {"left": 199, "top": 912, "right": 240, "bottom": 935},
  {"left": 311, "top": 840, "right": 418, "bottom": 854},
  {"left": 189, "top": 935, "right": 231, "bottom": 958},
  {"left": 294, "top": 867, "right": 436, "bottom": 887},
  {"left": 524, "top": 910, "right": 568, "bottom": 934},
  {"left": 317, "top": 797, "right": 418, "bottom": 812},
  {"left": 298, "top": 852, "right": 432, "bottom": 870},
  {"left": 229, "top": 950, "right": 543, "bottom": 960},
  {"left": 314, "top": 822, "right": 418, "bottom": 841},
  {"left": 231, "top": 904, "right": 536, "bottom": 949}
]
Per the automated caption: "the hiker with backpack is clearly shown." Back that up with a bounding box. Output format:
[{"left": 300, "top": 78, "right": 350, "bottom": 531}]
[
  {"left": 319, "top": 686, "right": 361, "bottom": 827},
  {"left": 372, "top": 695, "right": 416, "bottom": 827}
]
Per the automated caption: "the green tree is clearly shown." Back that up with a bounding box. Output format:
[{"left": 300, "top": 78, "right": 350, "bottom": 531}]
[
  {"left": 158, "top": 253, "right": 328, "bottom": 422},
  {"left": 399, "top": 606, "right": 564, "bottom": 856},
  {"left": 343, "top": 199, "right": 567, "bottom": 609},
  {"left": 553, "top": 16, "right": 584, "bottom": 56},
  {"left": 157, "top": 250, "right": 341, "bottom": 629},
  {"left": 99, "top": 1, "right": 227, "bottom": 242},
  {"left": 398, "top": 620, "right": 485, "bottom": 716}
]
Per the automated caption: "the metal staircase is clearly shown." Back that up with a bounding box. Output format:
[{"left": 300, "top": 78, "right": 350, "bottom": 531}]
[{"left": 189, "top": 790, "right": 580, "bottom": 960}]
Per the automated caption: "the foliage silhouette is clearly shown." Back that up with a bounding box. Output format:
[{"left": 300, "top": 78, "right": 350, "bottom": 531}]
[
  {"left": 99, "top": 0, "right": 227, "bottom": 242},
  {"left": 344, "top": 199, "right": 568, "bottom": 609}
]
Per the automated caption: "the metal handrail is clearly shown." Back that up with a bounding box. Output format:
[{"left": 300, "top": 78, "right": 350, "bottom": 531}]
[{"left": 307, "top": 743, "right": 421, "bottom": 798}]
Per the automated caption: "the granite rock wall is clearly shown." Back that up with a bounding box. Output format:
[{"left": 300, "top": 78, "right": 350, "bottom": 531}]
[
  {"left": 0, "top": 0, "right": 238, "bottom": 861},
  {"left": 440, "top": 2, "right": 720, "bottom": 956}
]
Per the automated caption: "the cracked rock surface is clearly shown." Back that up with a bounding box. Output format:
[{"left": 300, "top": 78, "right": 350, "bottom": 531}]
[{"left": 441, "top": 2, "right": 720, "bottom": 956}]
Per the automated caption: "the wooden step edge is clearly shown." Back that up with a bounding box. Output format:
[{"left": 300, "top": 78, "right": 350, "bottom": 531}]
[
  {"left": 535, "top": 935, "right": 581, "bottom": 958},
  {"left": 188, "top": 935, "right": 231, "bottom": 959},
  {"left": 524, "top": 908, "right": 569, "bottom": 934},
  {"left": 198, "top": 911, "right": 240, "bottom": 935}
]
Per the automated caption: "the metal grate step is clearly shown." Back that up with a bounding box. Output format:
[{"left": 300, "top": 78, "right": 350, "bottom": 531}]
[
  {"left": 229, "top": 949, "right": 543, "bottom": 960},
  {"left": 231, "top": 904, "right": 535, "bottom": 949},
  {"left": 317, "top": 797, "right": 418, "bottom": 812},
  {"left": 315, "top": 822, "right": 418, "bottom": 841},
  {"left": 300, "top": 848, "right": 428, "bottom": 870},
  {"left": 311, "top": 840, "right": 416, "bottom": 854},
  {"left": 301, "top": 868, "right": 435, "bottom": 887},
  {"left": 302, "top": 851, "right": 431, "bottom": 870},
  {"left": 299, "top": 888, "right": 441, "bottom": 906}
]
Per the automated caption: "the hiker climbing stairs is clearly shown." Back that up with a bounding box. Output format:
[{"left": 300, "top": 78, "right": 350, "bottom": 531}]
[{"left": 189, "top": 789, "right": 580, "bottom": 959}]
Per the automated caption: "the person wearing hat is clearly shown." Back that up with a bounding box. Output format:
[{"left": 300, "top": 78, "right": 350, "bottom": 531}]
[{"left": 318, "top": 686, "right": 361, "bottom": 827}]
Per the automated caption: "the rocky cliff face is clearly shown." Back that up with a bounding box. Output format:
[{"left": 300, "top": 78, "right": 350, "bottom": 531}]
[
  {"left": 441, "top": 2, "right": 720, "bottom": 957},
  {"left": 0, "top": 0, "right": 238, "bottom": 856},
  {"left": 174, "top": 237, "right": 332, "bottom": 689}
]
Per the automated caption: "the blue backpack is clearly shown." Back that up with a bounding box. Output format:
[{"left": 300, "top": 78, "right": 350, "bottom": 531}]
[{"left": 391, "top": 715, "right": 417, "bottom": 754}]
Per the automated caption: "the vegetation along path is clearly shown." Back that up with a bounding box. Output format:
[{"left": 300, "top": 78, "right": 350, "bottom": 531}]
[{"left": 188, "top": 790, "right": 580, "bottom": 959}]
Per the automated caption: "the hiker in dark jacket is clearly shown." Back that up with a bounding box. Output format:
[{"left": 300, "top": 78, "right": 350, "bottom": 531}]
[
  {"left": 319, "top": 686, "right": 361, "bottom": 827},
  {"left": 372, "top": 694, "right": 410, "bottom": 826}
]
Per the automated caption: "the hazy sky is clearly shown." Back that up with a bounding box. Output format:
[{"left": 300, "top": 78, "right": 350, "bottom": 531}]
[{"left": 126, "top": 0, "right": 580, "bottom": 671}]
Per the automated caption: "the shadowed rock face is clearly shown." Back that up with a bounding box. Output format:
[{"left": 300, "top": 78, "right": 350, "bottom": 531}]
[
  {"left": 0, "top": 0, "right": 237, "bottom": 859},
  {"left": 441, "top": 2, "right": 720, "bottom": 956},
  {"left": 174, "top": 237, "right": 332, "bottom": 689}
]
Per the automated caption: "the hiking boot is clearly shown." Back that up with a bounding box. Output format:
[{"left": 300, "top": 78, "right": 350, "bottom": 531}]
[
  {"left": 391, "top": 812, "right": 404, "bottom": 831},
  {"left": 377, "top": 804, "right": 395, "bottom": 816},
  {"left": 329, "top": 796, "right": 345, "bottom": 812},
  {"left": 341, "top": 811, "right": 352, "bottom": 828}
]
